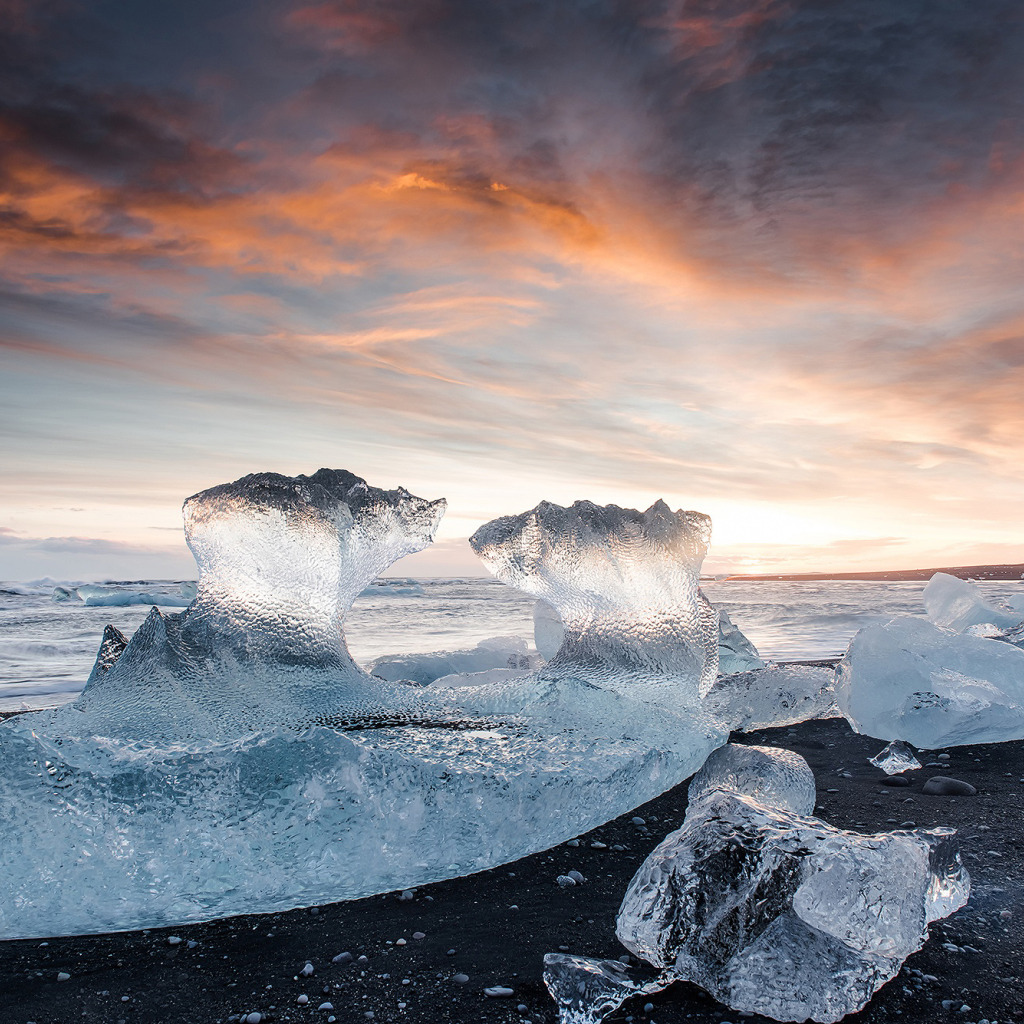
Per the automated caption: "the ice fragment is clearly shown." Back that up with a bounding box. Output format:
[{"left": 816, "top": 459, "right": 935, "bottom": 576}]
[
  {"left": 837, "top": 617, "right": 1024, "bottom": 747},
  {"left": 869, "top": 740, "right": 922, "bottom": 775}
]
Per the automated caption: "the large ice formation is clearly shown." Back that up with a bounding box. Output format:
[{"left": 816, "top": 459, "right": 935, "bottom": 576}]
[
  {"left": 836, "top": 616, "right": 1024, "bottom": 748},
  {"left": 545, "top": 744, "right": 969, "bottom": 1024},
  {"left": 470, "top": 499, "right": 719, "bottom": 696},
  {"left": 0, "top": 474, "right": 728, "bottom": 939},
  {"left": 924, "top": 572, "right": 1024, "bottom": 633}
]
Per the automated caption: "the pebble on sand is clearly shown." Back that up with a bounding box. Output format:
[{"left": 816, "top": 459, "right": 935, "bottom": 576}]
[
  {"left": 485, "top": 985, "right": 515, "bottom": 997},
  {"left": 923, "top": 776, "right": 978, "bottom": 796}
]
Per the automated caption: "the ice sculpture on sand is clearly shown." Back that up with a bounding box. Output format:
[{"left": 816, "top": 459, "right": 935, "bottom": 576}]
[
  {"left": 545, "top": 744, "right": 969, "bottom": 1024},
  {"left": 0, "top": 476, "right": 727, "bottom": 939},
  {"left": 470, "top": 499, "right": 719, "bottom": 695}
]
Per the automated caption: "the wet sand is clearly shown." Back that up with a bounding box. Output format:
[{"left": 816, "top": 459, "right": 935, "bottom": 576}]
[{"left": 1, "top": 716, "right": 1022, "bottom": 1024}]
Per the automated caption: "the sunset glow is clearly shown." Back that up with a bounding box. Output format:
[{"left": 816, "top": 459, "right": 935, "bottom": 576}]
[{"left": 2, "top": 0, "right": 1023, "bottom": 579}]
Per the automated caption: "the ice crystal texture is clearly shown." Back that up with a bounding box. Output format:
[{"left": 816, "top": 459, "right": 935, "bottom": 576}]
[
  {"left": 703, "top": 664, "right": 837, "bottom": 732},
  {"left": 546, "top": 744, "right": 968, "bottom": 1024},
  {"left": 837, "top": 616, "right": 1024, "bottom": 748},
  {"left": 470, "top": 499, "right": 719, "bottom": 696},
  {"left": 542, "top": 954, "right": 668, "bottom": 1024},
  {"left": 616, "top": 745, "right": 969, "bottom": 1023},
  {"left": 869, "top": 740, "right": 922, "bottom": 775},
  {"left": 686, "top": 743, "right": 816, "bottom": 815},
  {"left": 0, "top": 473, "right": 728, "bottom": 939},
  {"left": 67, "top": 470, "right": 447, "bottom": 738}
]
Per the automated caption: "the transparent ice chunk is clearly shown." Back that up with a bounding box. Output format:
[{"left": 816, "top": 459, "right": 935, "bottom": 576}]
[
  {"left": 717, "top": 607, "right": 765, "bottom": 674},
  {"left": 924, "top": 572, "right": 1023, "bottom": 633},
  {"left": 369, "top": 637, "right": 542, "bottom": 685},
  {"left": 868, "top": 740, "right": 922, "bottom": 775},
  {"left": 69, "top": 469, "right": 447, "bottom": 738},
  {"left": 0, "top": 474, "right": 729, "bottom": 939},
  {"left": 687, "top": 743, "right": 816, "bottom": 815},
  {"left": 542, "top": 954, "right": 669, "bottom": 1024},
  {"left": 703, "top": 664, "right": 837, "bottom": 732},
  {"left": 470, "top": 500, "right": 718, "bottom": 696},
  {"left": 837, "top": 616, "right": 1024, "bottom": 747},
  {"left": 616, "top": 792, "right": 969, "bottom": 1022}
]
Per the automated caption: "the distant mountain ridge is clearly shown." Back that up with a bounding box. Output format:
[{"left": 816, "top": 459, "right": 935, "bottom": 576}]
[{"left": 720, "top": 563, "right": 1024, "bottom": 583}]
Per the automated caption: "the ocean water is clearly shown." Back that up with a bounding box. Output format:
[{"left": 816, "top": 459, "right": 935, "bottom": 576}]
[{"left": 2, "top": 576, "right": 1023, "bottom": 712}]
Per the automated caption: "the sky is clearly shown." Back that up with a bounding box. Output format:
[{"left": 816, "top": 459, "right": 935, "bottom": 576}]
[{"left": 2, "top": 0, "right": 1024, "bottom": 581}]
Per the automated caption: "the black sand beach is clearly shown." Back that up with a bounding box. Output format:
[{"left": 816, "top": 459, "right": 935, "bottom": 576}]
[{"left": 2, "top": 716, "right": 1021, "bottom": 1024}]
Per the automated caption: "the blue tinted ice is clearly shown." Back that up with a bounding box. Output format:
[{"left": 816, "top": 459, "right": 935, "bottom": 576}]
[
  {"left": 470, "top": 499, "right": 719, "bottom": 696},
  {"left": 0, "top": 474, "right": 727, "bottom": 939}
]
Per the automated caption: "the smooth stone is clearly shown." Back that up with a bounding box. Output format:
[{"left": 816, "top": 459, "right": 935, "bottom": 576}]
[
  {"left": 923, "top": 776, "right": 977, "bottom": 796},
  {"left": 881, "top": 776, "right": 912, "bottom": 787}
]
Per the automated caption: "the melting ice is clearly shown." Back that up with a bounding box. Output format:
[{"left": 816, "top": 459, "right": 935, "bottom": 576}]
[
  {"left": 0, "top": 472, "right": 730, "bottom": 939},
  {"left": 546, "top": 744, "right": 969, "bottom": 1024}
]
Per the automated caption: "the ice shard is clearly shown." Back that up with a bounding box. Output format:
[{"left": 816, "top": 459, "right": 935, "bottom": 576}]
[
  {"left": 836, "top": 616, "right": 1024, "bottom": 748},
  {"left": 868, "top": 740, "right": 922, "bottom": 775},
  {"left": 686, "top": 742, "right": 816, "bottom": 815},
  {"left": 0, "top": 474, "right": 728, "bottom": 939},
  {"left": 716, "top": 607, "right": 765, "bottom": 674},
  {"left": 542, "top": 954, "right": 668, "bottom": 1024},
  {"left": 470, "top": 499, "right": 719, "bottom": 696},
  {"left": 547, "top": 744, "right": 968, "bottom": 1024}
]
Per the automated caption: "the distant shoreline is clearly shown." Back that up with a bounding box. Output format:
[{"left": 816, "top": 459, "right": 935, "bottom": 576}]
[{"left": 715, "top": 562, "right": 1024, "bottom": 582}]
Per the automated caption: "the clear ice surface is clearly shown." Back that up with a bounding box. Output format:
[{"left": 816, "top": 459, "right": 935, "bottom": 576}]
[
  {"left": 837, "top": 616, "right": 1024, "bottom": 748},
  {"left": 868, "top": 740, "right": 922, "bottom": 775},
  {"left": 703, "top": 664, "right": 838, "bottom": 732},
  {"left": 542, "top": 954, "right": 669, "bottom": 1024},
  {"left": 470, "top": 499, "right": 719, "bottom": 697},
  {"left": 0, "top": 475, "right": 728, "bottom": 939},
  {"left": 546, "top": 744, "right": 968, "bottom": 1024},
  {"left": 924, "top": 572, "right": 1024, "bottom": 633},
  {"left": 686, "top": 742, "right": 816, "bottom": 815},
  {"left": 533, "top": 596, "right": 764, "bottom": 678},
  {"left": 716, "top": 607, "right": 765, "bottom": 674}
]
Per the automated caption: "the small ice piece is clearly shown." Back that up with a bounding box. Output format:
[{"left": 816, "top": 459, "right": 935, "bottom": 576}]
[
  {"left": 687, "top": 744, "right": 816, "bottom": 815},
  {"left": 716, "top": 607, "right": 765, "bottom": 675},
  {"left": 369, "top": 637, "right": 541, "bottom": 685},
  {"left": 50, "top": 586, "right": 79, "bottom": 603},
  {"left": 924, "top": 573, "right": 1023, "bottom": 633},
  {"left": 869, "top": 740, "right": 922, "bottom": 775},
  {"left": 533, "top": 600, "right": 564, "bottom": 662},
  {"left": 542, "top": 954, "right": 669, "bottom": 1024},
  {"left": 837, "top": 617, "right": 1024, "bottom": 747},
  {"left": 471, "top": 499, "right": 718, "bottom": 696},
  {"left": 84, "top": 624, "right": 128, "bottom": 686},
  {"left": 703, "top": 664, "right": 837, "bottom": 732},
  {"left": 616, "top": 786, "right": 969, "bottom": 1022}
]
